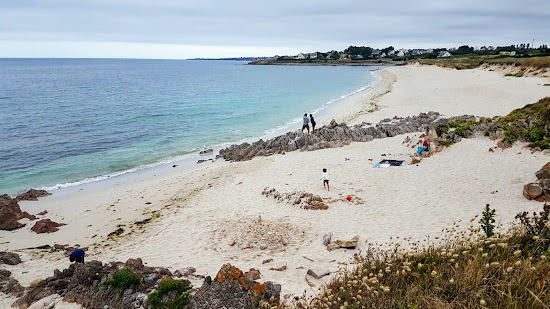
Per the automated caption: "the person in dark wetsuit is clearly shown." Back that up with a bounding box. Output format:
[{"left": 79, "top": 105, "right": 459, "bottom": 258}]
[
  {"left": 309, "top": 114, "right": 316, "bottom": 134},
  {"left": 69, "top": 248, "right": 85, "bottom": 263}
]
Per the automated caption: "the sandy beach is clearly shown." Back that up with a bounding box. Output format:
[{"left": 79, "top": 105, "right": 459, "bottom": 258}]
[{"left": 2, "top": 64, "right": 550, "bottom": 307}]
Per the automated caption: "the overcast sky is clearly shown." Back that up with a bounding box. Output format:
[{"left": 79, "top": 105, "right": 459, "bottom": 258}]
[{"left": 0, "top": 0, "right": 548, "bottom": 59}]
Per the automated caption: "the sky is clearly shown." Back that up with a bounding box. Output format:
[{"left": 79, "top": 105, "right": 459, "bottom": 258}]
[{"left": 0, "top": 0, "right": 549, "bottom": 59}]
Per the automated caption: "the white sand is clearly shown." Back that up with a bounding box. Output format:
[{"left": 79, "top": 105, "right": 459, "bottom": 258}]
[{"left": 1, "top": 64, "right": 550, "bottom": 306}]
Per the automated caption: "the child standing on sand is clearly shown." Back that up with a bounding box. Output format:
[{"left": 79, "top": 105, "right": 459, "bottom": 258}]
[{"left": 321, "top": 168, "right": 330, "bottom": 191}]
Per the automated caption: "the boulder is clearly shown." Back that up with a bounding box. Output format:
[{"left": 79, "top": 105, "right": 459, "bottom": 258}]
[
  {"left": 535, "top": 162, "right": 550, "bottom": 180},
  {"left": 0, "top": 267, "right": 24, "bottom": 297},
  {"left": 30, "top": 219, "right": 66, "bottom": 234},
  {"left": 336, "top": 235, "right": 360, "bottom": 248},
  {"left": 199, "top": 149, "right": 214, "bottom": 155},
  {"left": 194, "top": 264, "right": 280, "bottom": 309},
  {"left": 322, "top": 233, "right": 332, "bottom": 246},
  {"left": 0, "top": 194, "right": 37, "bottom": 230},
  {"left": 306, "top": 268, "right": 330, "bottom": 280},
  {"left": 0, "top": 252, "right": 22, "bottom": 265},
  {"left": 15, "top": 189, "right": 51, "bottom": 202},
  {"left": 244, "top": 268, "right": 261, "bottom": 280}
]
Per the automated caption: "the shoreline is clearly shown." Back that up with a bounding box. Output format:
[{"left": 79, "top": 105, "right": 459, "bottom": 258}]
[
  {"left": 2, "top": 64, "right": 550, "bottom": 306},
  {"left": 2, "top": 68, "right": 382, "bottom": 198}
]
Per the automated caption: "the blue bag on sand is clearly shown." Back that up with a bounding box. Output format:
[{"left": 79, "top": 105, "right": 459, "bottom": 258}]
[{"left": 417, "top": 147, "right": 423, "bottom": 155}]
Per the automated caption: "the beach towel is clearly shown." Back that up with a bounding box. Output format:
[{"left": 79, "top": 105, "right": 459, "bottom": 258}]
[{"left": 373, "top": 159, "right": 404, "bottom": 168}]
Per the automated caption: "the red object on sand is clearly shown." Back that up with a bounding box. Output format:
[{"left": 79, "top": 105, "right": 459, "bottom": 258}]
[{"left": 346, "top": 196, "right": 352, "bottom": 201}]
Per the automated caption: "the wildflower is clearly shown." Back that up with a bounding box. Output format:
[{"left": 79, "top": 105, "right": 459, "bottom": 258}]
[
  {"left": 482, "top": 253, "right": 488, "bottom": 258},
  {"left": 515, "top": 261, "right": 521, "bottom": 266},
  {"left": 450, "top": 259, "right": 455, "bottom": 263},
  {"left": 449, "top": 278, "right": 454, "bottom": 284},
  {"left": 478, "top": 248, "right": 484, "bottom": 252},
  {"left": 431, "top": 270, "right": 438, "bottom": 276},
  {"left": 533, "top": 236, "right": 540, "bottom": 240},
  {"left": 513, "top": 250, "right": 522, "bottom": 257},
  {"left": 453, "top": 254, "right": 459, "bottom": 258},
  {"left": 506, "top": 267, "right": 513, "bottom": 272},
  {"left": 489, "top": 244, "right": 496, "bottom": 248},
  {"left": 480, "top": 299, "right": 486, "bottom": 306},
  {"left": 462, "top": 250, "right": 469, "bottom": 255},
  {"left": 485, "top": 263, "right": 490, "bottom": 268},
  {"left": 497, "top": 242, "right": 508, "bottom": 248},
  {"left": 490, "top": 262, "right": 500, "bottom": 267},
  {"left": 417, "top": 263, "right": 423, "bottom": 268},
  {"left": 541, "top": 255, "right": 547, "bottom": 260},
  {"left": 545, "top": 222, "right": 550, "bottom": 230}
]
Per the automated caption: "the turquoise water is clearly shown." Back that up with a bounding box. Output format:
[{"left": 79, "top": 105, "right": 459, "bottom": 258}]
[{"left": 0, "top": 59, "right": 378, "bottom": 195}]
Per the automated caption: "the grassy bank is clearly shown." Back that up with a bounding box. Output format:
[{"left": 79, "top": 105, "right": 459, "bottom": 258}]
[{"left": 305, "top": 205, "right": 550, "bottom": 308}]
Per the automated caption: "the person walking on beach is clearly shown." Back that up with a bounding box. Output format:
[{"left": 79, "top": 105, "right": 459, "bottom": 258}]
[
  {"left": 69, "top": 248, "right": 85, "bottom": 263},
  {"left": 321, "top": 168, "right": 330, "bottom": 191},
  {"left": 310, "top": 114, "right": 316, "bottom": 134},
  {"left": 302, "top": 113, "right": 310, "bottom": 133}
]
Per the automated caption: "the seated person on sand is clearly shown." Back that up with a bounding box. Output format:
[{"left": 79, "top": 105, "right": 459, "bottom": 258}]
[{"left": 69, "top": 248, "right": 85, "bottom": 263}]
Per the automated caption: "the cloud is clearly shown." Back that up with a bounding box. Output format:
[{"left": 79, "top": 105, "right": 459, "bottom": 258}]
[{"left": 0, "top": 0, "right": 548, "bottom": 58}]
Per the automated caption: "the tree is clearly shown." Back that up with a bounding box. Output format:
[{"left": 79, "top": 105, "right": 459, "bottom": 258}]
[{"left": 344, "top": 46, "right": 373, "bottom": 59}]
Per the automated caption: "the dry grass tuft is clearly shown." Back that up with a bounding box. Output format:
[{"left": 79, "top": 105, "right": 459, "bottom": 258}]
[{"left": 304, "top": 206, "right": 550, "bottom": 309}]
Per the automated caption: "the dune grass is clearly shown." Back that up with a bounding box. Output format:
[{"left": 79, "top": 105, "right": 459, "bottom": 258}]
[{"left": 305, "top": 205, "right": 550, "bottom": 309}]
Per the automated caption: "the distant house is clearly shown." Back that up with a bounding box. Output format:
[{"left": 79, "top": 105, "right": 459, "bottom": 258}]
[
  {"left": 388, "top": 50, "right": 395, "bottom": 56},
  {"left": 372, "top": 49, "right": 381, "bottom": 57},
  {"left": 310, "top": 52, "right": 318, "bottom": 59},
  {"left": 351, "top": 54, "right": 364, "bottom": 60},
  {"left": 396, "top": 50, "right": 405, "bottom": 57},
  {"left": 296, "top": 53, "right": 306, "bottom": 60},
  {"left": 437, "top": 51, "right": 452, "bottom": 58},
  {"left": 380, "top": 52, "right": 387, "bottom": 58}
]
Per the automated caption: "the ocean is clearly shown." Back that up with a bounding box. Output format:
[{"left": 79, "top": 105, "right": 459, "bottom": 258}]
[{"left": 0, "top": 58, "right": 379, "bottom": 196}]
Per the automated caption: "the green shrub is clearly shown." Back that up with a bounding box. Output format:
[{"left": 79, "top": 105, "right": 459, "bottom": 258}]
[
  {"left": 523, "top": 121, "right": 547, "bottom": 142},
  {"left": 104, "top": 267, "right": 140, "bottom": 290},
  {"left": 148, "top": 278, "right": 192, "bottom": 309},
  {"left": 480, "top": 204, "right": 496, "bottom": 238},
  {"left": 503, "top": 126, "right": 520, "bottom": 143},
  {"left": 435, "top": 123, "right": 449, "bottom": 136},
  {"left": 436, "top": 120, "right": 479, "bottom": 138},
  {"left": 438, "top": 141, "right": 454, "bottom": 147},
  {"left": 528, "top": 139, "right": 550, "bottom": 149}
]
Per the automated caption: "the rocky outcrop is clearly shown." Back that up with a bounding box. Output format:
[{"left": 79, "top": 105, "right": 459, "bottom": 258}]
[
  {"left": 14, "top": 258, "right": 172, "bottom": 309},
  {"left": 193, "top": 263, "right": 280, "bottom": 309},
  {"left": 0, "top": 194, "right": 36, "bottom": 230},
  {"left": 0, "top": 252, "right": 22, "bottom": 265},
  {"left": 218, "top": 112, "right": 443, "bottom": 161},
  {"left": 30, "top": 219, "right": 66, "bottom": 234},
  {"left": 536, "top": 162, "right": 550, "bottom": 180},
  {"left": 14, "top": 189, "right": 51, "bottom": 202},
  {"left": 523, "top": 162, "right": 550, "bottom": 202},
  {"left": 0, "top": 268, "right": 25, "bottom": 298},
  {"left": 262, "top": 187, "right": 328, "bottom": 210}
]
